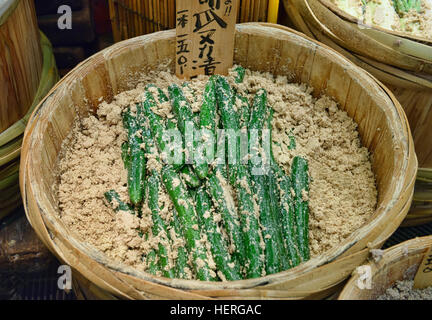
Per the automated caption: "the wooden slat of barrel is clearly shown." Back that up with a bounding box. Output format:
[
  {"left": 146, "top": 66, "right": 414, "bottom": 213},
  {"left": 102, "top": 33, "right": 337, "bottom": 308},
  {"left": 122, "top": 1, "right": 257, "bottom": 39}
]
[
  {"left": 0, "top": 0, "right": 42, "bottom": 133},
  {"left": 0, "top": 30, "right": 58, "bottom": 220}
]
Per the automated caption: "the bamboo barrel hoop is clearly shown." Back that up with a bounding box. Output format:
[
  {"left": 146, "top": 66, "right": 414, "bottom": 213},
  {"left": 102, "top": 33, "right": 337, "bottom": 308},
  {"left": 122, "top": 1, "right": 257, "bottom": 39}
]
[
  {"left": 0, "top": 0, "right": 43, "bottom": 133},
  {"left": 338, "top": 236, "right": 432, "bottom": 300},
  {"left": 20, "top": 23, "right": 416, "bottom": 299}
]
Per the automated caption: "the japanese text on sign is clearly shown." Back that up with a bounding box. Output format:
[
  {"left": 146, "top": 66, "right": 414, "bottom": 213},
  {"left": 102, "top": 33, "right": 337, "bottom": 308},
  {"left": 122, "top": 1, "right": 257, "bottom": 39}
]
[
  {"left": 175, "top": 0, "right": 238, "bottom": 79},
  {"left": 413, "top": 246, "right": 432, "bottom": 289}
]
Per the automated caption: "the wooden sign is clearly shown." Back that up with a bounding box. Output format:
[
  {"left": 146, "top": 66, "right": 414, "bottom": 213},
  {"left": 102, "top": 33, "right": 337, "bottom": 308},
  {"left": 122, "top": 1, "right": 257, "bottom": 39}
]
[
  {"left": 175, "top": 0, "right": 239, "bottom": 79},
  {"left": 413, "top": 246, "right": 432, "bottom": 290}
]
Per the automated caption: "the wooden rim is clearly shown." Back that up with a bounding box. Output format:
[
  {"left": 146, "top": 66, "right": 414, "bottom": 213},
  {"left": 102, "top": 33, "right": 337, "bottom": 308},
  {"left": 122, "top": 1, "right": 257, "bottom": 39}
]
[
  {"left": 20, "top": 23, "right": 417, "bottom": 299},
  {"left": 286, "top": 9, "right": 432, "bottom": 168},
  {"left": 287, "top": 0, "right": 432, "bottom": 74},
  {"left": 319, "top": 0, "right": 432, "bottom": 46},
  {"left": 285, "top": 3, "right": 432, "bottom": 225},
  {"left": 0, "top": 0, "right": 18, "bottom": 26},
  {"left": 283, "top": 2, "right": 432, "bottom": 88},
  {"left": 338, "top": 236, "right": 432, "bottom": 299}
]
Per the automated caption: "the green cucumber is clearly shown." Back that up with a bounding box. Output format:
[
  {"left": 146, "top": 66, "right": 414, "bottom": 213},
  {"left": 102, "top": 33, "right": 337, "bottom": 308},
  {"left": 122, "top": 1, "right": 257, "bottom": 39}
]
[
  {"left": 168, "top": 84, "right": 206, "bottom": 179},
  {"left": 248, "top": 91, "right": 287, "bottom": 274},
  {"left": 161, "top": 166, "right": 216, "bottom": 281},
  {"left": 104, "top": 190, "right": 134, "bottom": 214},
  {"left": 249, "top": 173, "right": 285, "bottom": 275},
  {"left": 170, "top": 208, "right": 191, "bottom": 279},
  {"left": 146, "top": 84, "right": 169, "bottom": 103},
  {"left": 207, "top": 170, "right": 246, "bottom": 267},
  {"left": 168, "top": 84, "right": 196, "bottom": 136},
  {"left": 236, "top": 95, "right": 250, "bottom": 129},
  {"left": 195, "top": 186, "right": 242, "bottom": 281},
  {"left": 180, "top": 165, "right": 201, "bottom": 188},
  {"left": 141, "top": 90, "right": 183, "bottom": 169},
  {"left": 235, "top": 166, "right": 265, "bottom": 278},
  {"left": 233, "top": 66, "right": 246, "bottom": 84},
  {"left": 214, "top": 75, "right": 241, "bottom": 185},
  {"left": 277, "top": 172, "right": 301, "bottom": 268},
  {"left": 197, "top": 77, "right": 217, "bottom": 178},
  {"left": 146, "top": 250, "right": 158, "bottom": 275},
  {"left": 121, "top": 142, "right": 130, "bottom": 169},
  {"left": 266, "top": 108, "right": 300, "bottom": 269},
  {"left": 266, "top": 166, "right": 291, "bottom": 271},
  {"left": 182, "top": 81, "right": 198, "bottom": 104},
  {"left": 291, "top": 156, "right": 310, "bottom": 262},
  {"left": 141, "top": 121, "right": 176, "bottom": 278},
  {"left": 122, "top": 107, "right": 146, "bottom": 205},
  {"left": 248, "top": 89, "right": 268, "bottom": 130},
  {"left": 288, "top": 131, "right": 296, "bottom": 150},
  {"left": 147, "top": 172, "right": 176, "bottom": 278}
]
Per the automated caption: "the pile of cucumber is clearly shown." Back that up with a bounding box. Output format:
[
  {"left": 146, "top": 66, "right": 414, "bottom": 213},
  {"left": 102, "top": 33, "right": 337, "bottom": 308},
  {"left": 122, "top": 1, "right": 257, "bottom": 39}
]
[{"left": 104, "top": 66, "right": 310, "bottom": 281}]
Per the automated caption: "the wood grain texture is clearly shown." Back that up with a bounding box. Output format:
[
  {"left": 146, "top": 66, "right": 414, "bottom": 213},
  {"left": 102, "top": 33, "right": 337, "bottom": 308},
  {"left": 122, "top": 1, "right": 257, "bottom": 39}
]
[
  {"left": 319, "top": 0, "right": 432, "bottom": 46},
  {"left": 108, "top": 0, "right": 272, "bottom": 41},
  {"left": 0, "top": 0, "right": 42, "bottom": 133},
  {"left": 0, "top": 31, "right": 58, "bottom": 220},
  {"left": 339, "top": 236, "right": 432, "bottom": 300},
  {"left": 20, "top": 23, "right": 416, "bottom": 300},
  {"left": 175, "top": 0, "right": 239, "bottom": 78}
]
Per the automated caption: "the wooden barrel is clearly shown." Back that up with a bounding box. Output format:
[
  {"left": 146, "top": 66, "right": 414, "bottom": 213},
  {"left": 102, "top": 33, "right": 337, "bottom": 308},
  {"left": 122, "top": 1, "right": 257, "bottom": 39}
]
[
  {"left": 20, "top": 23, "right": 416, "bottom": 299},
  {"left": 108, "top": 0, "right": 279, "bottom": 42},
  {"left": 283, "top": 0, "right": 432, "bottom": 226},
  {"left": 0, "top": 31, "right": 58, "bottom": 219},
  {"left": 0, "top": 0, "right": 43, "bottom": 133},
  {"left": 284, "top": 0, "right": 432, "bottom": 74},
  {"left": 338, "top": 236, "right": 432, "bottom": 300}
]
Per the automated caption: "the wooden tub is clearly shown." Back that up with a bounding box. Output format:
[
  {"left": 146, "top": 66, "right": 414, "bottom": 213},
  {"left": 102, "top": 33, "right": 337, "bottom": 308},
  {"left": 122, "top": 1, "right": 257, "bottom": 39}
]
[{"left": 20, "top": 23, "right": 416, "bottom": 299}]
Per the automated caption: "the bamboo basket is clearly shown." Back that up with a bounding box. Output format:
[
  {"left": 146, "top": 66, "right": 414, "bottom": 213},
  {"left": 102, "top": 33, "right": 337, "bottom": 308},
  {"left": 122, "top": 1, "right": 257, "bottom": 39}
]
[
  {"left": 0, "top": 32, "right": 58, "bottom": 220},
  {"left": 283, "top": 0, "right": 432, "bottom": 226},
  {"left": 338, "top": 236, "right": 432, "bottom": 299},
  {"left": 20, "top": 23, "right": 416, "bottom": 300},
  {"left": 0, "top": 0, "right": 43, "bottom": 133},
  {"left": 108, "top": 0, "right": 279, "bottom": 42},
  {"left": 283, "top": 0, "right": 432, "bottom": 74}
]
